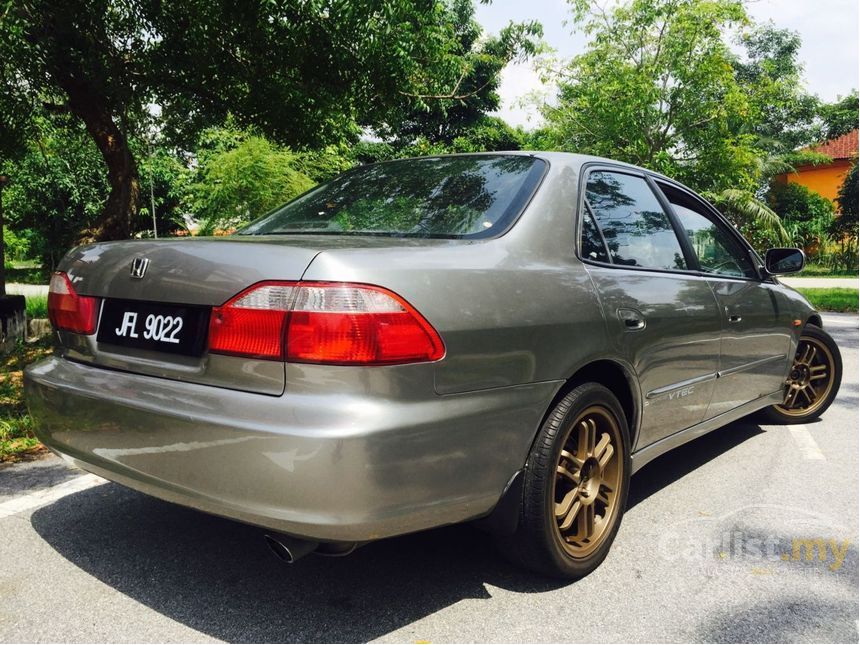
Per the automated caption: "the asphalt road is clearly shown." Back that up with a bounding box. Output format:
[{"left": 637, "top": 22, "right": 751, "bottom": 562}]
[{"left": 1, "top": 314, "right": 857, "bottom": 643}]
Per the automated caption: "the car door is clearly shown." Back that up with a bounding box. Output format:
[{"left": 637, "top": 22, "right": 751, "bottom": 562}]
[
  {"left": 654, "top": 181, "right": 794, "bottom": 418},
  {"left": 579, "top": 167, "right": 722, "bottom": 450}
]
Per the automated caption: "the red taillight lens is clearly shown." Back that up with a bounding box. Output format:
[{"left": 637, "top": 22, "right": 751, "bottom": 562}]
[
  {"left": 208, "top": 282, "right": 445, "bottom": 365},
  {"left": 47, "top": 272, "right": 99, "bottom": 334}
]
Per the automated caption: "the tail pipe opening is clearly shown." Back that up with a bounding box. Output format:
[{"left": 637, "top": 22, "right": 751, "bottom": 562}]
[{"left": 264, "top": 533, "right": 319, "bottom": 564}]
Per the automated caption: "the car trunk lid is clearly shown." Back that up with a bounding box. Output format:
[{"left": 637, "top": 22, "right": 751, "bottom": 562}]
[{"left": 55, "top": 237, "right": 324, "bottom": 395}]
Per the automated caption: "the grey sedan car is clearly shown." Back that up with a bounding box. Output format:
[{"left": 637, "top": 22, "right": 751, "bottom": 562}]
[{"left": 25, "top": 152, "right": 842, "bottom": 578}]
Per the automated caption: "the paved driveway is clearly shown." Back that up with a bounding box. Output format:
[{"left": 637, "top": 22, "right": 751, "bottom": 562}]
[
  {"left": 780, "top": 277, "right": 859, "bottom": 289},
  {"left": 0, "top": 314, "right": 857, "bottom": 643}
]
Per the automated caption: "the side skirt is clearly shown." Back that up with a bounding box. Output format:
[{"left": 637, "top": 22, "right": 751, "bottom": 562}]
[{"left": 631, "top": 390, "right": 784, "bottom": 474}]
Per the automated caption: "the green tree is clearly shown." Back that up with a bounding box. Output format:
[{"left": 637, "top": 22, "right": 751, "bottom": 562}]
[
  {"left": 1, "top": 0, "right": 529, "bottom": 242},
  {"left": 733, "top": 24, "right": 821, "bottom": 153},
  {"left": 768, "top": 182, "right": 835, "bottom": 255},
  {"left": 449, "top": 116, "right": 526, "bottom": 152},
  {"left": 0, "top": 116, "right": 108, "bottom": 269},
  {"left": 537, "top": 0, "right": 820, "bottom": 243},
  {"left": 818, "top": 91, "right": 859, "bottom": 141},
  {"left": 836, "top": 164, "right": 858, "bottom": 221},
  {"left": 188, "top": 135, "right": 315, "bottom": 234},
  {"left": 379, "top": 0, "right": 541, "bottom": 146},
  {"left": 830, "top": 164, "right": 859, "bottom": 272},
  {"left": 542, "top": 0, "right": 756, "bottom": 192}
]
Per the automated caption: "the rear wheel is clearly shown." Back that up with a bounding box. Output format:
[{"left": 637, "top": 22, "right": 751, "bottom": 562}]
[
  {"left": 759, "top": 324, "right": 842, "bottom": 425},
  {"left": 497, "top": 382, "right": 630, "bottom": 578}
]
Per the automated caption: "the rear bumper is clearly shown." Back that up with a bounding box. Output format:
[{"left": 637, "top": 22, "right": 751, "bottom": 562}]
[{"left": 24, "top": 356, "right": 559, "bottom": 542}]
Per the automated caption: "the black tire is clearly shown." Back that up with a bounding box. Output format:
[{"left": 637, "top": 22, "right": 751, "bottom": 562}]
[
  {"left": 496, "top": 382, "right": 631, "bottom": 579},
  {"left": 758, "top": 324, "right": 842, "bottom": 425}
]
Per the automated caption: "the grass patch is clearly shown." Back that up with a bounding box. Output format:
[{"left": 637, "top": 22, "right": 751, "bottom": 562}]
[
  {"left": 798, "top": 264, "right": 859, "bottom": 278},
  {"left": 795, "top": 288, "right": 859, "bottom": 313},
  {"left": 0, "top": 338, "right": 53, "bottom": 461},
  {"left": 25, "top": 294, "right": 48, "bottom": 319}
]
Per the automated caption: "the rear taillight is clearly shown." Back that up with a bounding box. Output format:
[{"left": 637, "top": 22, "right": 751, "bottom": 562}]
[
  {"left": 208, "top": 282, "right": 445, "bottom": 365},
  {"left": 47, "top": 272, "right": 99, "bottom": 334}
]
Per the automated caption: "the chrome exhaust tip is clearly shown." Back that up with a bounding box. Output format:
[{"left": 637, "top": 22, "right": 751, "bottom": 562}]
[{"left": 264, "top": 533, "right": 319, "bottom": 564}]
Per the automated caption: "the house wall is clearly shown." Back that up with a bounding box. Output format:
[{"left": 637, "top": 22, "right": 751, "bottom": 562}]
[{"left": 775, "top": 159, "right": 853, "bottom": 207}]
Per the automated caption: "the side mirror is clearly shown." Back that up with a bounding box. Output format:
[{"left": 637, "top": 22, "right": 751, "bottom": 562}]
[{"left": 765, "top": 248, "right": 805, "bottom": 275}]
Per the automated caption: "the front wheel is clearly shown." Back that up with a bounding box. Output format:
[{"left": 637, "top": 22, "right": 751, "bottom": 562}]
[
  {"left": 759, "top": 324, "right": 842, "bottom": 425},
  {"left": 496, "top": 382, "right": 631, "bottom": 579}
]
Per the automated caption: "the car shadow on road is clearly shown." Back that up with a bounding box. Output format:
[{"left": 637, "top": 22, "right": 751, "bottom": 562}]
[
  {"left": 29, "top": 419, "right": 771, "bottom": 642},
  {"left": 31, "top": 484, "right": 563, "bottom": 643},
  {"left": 628, "top": 418, "right": 765, "bottom": 509}
]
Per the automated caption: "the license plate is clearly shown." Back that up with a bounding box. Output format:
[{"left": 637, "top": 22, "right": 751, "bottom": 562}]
[{"left": 97, "top": 299, "right": 210, "bottom": 357}]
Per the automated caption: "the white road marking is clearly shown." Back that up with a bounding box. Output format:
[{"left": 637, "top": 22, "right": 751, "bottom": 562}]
[
  {"left": 0, "top": 473, "right": 106, "bottom": 520},
  {"left": 788, "top": 424, "right": 826, "bottom": 461}
]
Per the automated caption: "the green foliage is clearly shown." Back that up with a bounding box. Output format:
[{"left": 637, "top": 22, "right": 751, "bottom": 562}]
[
  {"left": 799, "top": 262, "right": 858, "bottom": 277},
  {"left": 0, "top": 117, "right": 108, "bottom": 268},
  {"left": 344, "top": 116, "right": 526, "bottom": 166},
  {"left": 836, "top": 164, "right": 858, "bottom": 222},
  {"left": 380, "top": 0, "right": 541, "bottom": 147},
  {"left": 768, "top": 182, "right": 835, "bottom": 255},
  {"left": 706, "top": 189, "right": 789, "bottom": 249},
  {"left": 795, "top": 288, "right": 859, "bottom": 313},
  {"left": 189, "top": 136, "right": 315, "bottom": 234},
  {"left": 134, "top": 143, "right": 192, "bottom": 237},
  {"left": 545, "top": 0, "right": 757, "bottom": 193},
  {"left": 0, "top": 337, "right": 52, "bottom": 461},
  {"left": 780, "top": 150, "right": 833, "bottom": 169},
  {"left": 449, "top": 116, "right": 526, "bottom": 152},
  {"left": 818, "top": 91, "right": 859, "bottom": 141},
  {"left": 2, "top": 0, "right": 533, "bottom": 244},
  {"left": 3, "top": 229, "right": 30, "bottom": 264},
  {"left": 0, "top": 115, "right": 187, "bottom": 268},
  {"left": 828, "top": 164, "right": 859, "bottom": 272},
  {"left": 25, "top": 295, "right": 48, "bottom": 319},
  {"left": 770, "top": 182, "right": 836, "bottom": 223},
  {"left": 733, "top": 24, "right": 821, "bottom": 152},
  {"left": 294, "top": 146, "right": 356, "bottom": 183}
]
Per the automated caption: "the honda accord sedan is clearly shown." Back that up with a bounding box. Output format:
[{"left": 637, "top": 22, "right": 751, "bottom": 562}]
[{"left": 25, "top": 152, "right": 842, "bottom": 578}]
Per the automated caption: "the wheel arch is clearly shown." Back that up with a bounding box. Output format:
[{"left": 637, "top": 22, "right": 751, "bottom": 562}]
[
  {"left": 807, "top": 313, "right": 823, "bottom": 328},
  {"left": 562, "top": 358, "right": 641, "bottom": 447},
  {"left": 476, "top": 357, "right": 641, "bottom": 536}
]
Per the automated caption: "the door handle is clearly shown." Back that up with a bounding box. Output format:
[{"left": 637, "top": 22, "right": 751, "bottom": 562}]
[
  {"left": 724, "top": 306, "right": 742, "bottom": 324},
  {"left": 617, "top": 308, "right": 646, "bottom": 331}
]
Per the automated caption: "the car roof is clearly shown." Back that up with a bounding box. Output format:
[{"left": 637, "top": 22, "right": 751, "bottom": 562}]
[{"left": 376, "top": 150, "right": 678, "bottom": 185}]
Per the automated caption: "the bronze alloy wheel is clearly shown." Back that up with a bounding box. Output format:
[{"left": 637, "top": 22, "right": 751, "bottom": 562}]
[
  {"left": 777, "top": 335, "right": 836, "bottom": 417},
  {"left": 495, "top": 382, "right": 631, "bottom": 578},
  {"left": 552, "top": 405, "right": 623, "bottom": 558}
]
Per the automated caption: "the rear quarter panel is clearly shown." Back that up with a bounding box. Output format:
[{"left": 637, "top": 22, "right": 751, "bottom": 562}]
[{"left": 300, "top": 160, "right": 611, "bottom": 396}]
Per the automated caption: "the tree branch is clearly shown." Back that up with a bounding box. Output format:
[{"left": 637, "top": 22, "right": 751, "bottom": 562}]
[{"left": 398, "top": 67, "right": 491, "bottom": 101}]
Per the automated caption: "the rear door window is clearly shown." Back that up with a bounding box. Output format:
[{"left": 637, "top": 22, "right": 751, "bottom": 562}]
[{"left": 584, "top": 170, "right": 688, "bottom": 271}]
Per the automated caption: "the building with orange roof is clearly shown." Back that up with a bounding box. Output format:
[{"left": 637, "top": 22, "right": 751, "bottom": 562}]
[{"left": 774, "top": 129, "right": 858, "bottom": 211}]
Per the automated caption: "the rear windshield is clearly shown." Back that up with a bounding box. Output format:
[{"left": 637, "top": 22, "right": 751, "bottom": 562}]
[{"left": 240, "top": 155, "right": 547, "bottom": 239}]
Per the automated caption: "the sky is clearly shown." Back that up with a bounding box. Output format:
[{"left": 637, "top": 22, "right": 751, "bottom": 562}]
[{"left": 474, "top": 0, "right": 860, "bottom": 129}]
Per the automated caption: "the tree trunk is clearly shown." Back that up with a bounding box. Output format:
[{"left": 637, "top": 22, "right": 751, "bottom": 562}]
[{"left": 52, "top": 74, "right": 140, "bottom": 243}]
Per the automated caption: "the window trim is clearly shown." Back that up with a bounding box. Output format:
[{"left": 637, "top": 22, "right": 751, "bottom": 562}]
[
  {"left": 574, "top": 163, "right": 702, "bottom": 277},
  {"left": 575, "top": 161, "right": 769, "bottom": 283},
  {"left": 582, "top": 202, "right": 612, "bottom": 263}
]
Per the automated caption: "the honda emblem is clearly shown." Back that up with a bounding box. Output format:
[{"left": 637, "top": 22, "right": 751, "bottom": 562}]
[{"left": 130, "top": 257, "right": 150, "bottom": 279}]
